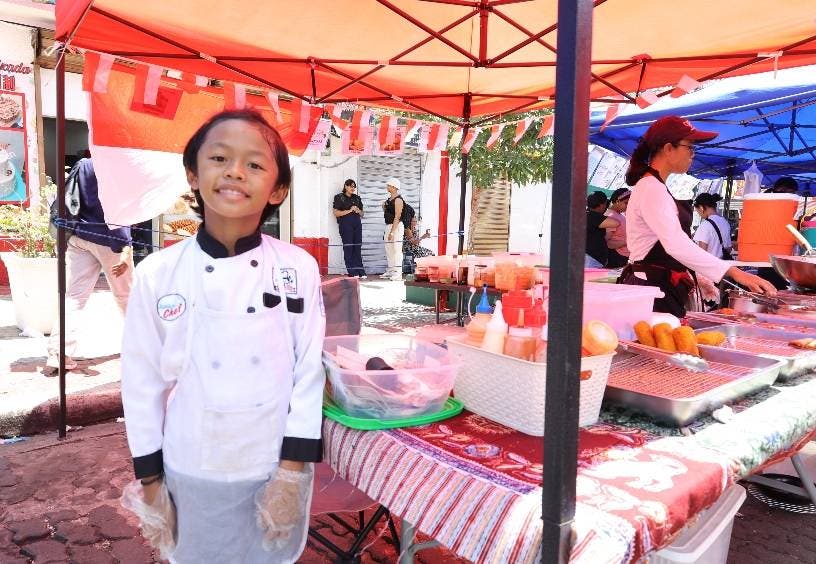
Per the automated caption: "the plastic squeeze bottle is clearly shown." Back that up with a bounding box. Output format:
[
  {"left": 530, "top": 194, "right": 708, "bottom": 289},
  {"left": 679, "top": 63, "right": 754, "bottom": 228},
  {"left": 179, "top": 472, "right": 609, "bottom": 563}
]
[
  {"left": 504, "top": 310, "right": 536, "bottom": 361},
  {"left": 481, "top": 300, "right": 508, "bottom": 354},
  {"left": 465, "top": 284, "right": 493, "bottom": 346}
]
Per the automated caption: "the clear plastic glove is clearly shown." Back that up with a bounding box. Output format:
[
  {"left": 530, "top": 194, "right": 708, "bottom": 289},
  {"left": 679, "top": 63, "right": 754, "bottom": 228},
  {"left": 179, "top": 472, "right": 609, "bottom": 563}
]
[
  {"left": 120, "top": 479, "right": 177, "bottom": 559},
  {"left": 255, "top": 466, "right": 312, "bottom": 551}
]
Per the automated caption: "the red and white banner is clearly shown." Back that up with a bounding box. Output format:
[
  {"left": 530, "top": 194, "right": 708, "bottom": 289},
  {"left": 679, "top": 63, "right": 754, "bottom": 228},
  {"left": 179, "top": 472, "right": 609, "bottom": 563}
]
[
  {"left": 375, "top": 125, "right": 406, "bottom": 155},
  {"left": 83, "top": 65, "right": 307, "bottom": 225},
  {"left": 485, "top": 123, "right": 505, "bottom": 149},
  {"left": 513, "top": 118, "right": 532, "bottom": 144},
  {"left": 266, "top": 92, "right": 283, "bottom": 123},
  {"left": 307, "top": 119, "right": 332, "bottom": 151},
  {"left": 223, "top": 82, "right": 247, "bottom": 110},
  {"left": 599, "top": 104, "right": 621, "bottom": 132},
  {"left": 671, "top": 74, "right": 701, "bottom": 97},
  {"left": 461, "top": 127, "right": 480, "bottom": 154},
  {"left": 426, "top": 123, "right": 450, "bottom": 152},
  {"left": 636, "top": 91, "right": 660, "bottom": 109},
  {"left": 537, "top": 115, "right": 554, "bottom": 138}
]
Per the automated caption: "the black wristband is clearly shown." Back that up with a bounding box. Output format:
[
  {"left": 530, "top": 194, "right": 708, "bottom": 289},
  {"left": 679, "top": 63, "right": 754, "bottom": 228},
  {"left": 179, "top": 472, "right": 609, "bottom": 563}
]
[{"left": 140, "top": 474, "right": 163, "bottom": 486}]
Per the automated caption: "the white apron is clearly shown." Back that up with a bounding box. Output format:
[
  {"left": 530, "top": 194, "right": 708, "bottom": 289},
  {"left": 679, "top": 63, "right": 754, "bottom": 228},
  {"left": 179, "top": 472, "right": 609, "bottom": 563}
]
[{"left": 164, "top": 241, "right": 313, "bottom": 564}]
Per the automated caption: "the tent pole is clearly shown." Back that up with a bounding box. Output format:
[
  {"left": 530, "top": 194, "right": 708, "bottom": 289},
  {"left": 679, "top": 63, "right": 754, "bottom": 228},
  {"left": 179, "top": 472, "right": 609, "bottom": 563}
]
[
  {"left": 56, "top": 44, "right": 68, "bottom": 439},
  {"left": 723, "top": 159, "right": 736, "bottom": 216},
  {"left": 458, "top": 94, "right": 472, "bottom": 255},
  {"left": 542, "top": 0, "right": 593, "bottom": 562}
]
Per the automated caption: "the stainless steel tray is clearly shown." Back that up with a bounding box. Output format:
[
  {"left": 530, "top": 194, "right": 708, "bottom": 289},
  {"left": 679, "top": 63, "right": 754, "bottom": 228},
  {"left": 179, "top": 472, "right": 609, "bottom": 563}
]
[
  {"left": 604, "top": 346, "right": 783, "bottom": 426},
  {"left": 695, "top": 324, "right": 816, "bottom": 380},
  {"left": 687, "top": 313, "right": 816, "bottom": 333},
  {"left": 753, "top": 312, "right": 816, "bottom": 329}
]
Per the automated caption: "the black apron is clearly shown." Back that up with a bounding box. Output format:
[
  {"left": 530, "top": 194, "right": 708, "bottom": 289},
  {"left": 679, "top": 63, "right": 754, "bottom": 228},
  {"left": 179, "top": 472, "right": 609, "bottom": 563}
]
[{"left": 618, "top": 171, "right": 696, "bottom": 318}]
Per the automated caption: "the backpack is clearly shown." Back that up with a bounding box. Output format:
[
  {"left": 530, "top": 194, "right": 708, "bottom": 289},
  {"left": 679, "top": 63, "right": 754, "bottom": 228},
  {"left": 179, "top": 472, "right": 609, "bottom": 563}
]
[
  {"left": 401, "top": 199, "right": 416, "bottom": 230},
  {"left": 48, "top": 161, "right": 82, "bottom": 239}
]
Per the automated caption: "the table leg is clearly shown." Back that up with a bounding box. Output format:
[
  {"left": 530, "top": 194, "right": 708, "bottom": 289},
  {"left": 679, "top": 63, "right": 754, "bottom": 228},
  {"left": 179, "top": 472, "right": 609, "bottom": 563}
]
[
  {"left": 398, "top": 518, "right": 441, "bottom": 563},
  {"left": 791, "top": 453, "right": 816, "bottom": 505}
]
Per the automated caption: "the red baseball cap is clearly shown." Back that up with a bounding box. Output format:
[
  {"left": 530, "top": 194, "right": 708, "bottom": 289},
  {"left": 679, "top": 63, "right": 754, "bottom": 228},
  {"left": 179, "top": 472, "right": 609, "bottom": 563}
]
[{"left": 643, "top": 115, "right": 718, "bottom": 147}]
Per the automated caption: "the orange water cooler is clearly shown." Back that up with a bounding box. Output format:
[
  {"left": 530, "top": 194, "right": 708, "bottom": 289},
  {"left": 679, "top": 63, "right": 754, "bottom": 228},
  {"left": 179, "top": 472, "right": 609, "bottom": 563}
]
[{"left": 737, "top": 193, "right": 800, "bottom": 261}]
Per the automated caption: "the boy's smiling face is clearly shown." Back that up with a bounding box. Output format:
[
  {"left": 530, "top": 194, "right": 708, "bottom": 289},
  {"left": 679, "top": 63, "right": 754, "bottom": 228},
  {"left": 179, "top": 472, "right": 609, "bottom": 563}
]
[{"left": 187, "top": 119, "right": 288, "bottom": 226}]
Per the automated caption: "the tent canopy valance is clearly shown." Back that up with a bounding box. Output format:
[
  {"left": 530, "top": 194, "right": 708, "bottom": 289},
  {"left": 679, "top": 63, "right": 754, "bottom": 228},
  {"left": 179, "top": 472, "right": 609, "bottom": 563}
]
[
  {"left": 588, "top": 68, "right": 816, "bottom": 184},
  {"left": 58, "top": 0, "right": 816, "bottom": 124}
]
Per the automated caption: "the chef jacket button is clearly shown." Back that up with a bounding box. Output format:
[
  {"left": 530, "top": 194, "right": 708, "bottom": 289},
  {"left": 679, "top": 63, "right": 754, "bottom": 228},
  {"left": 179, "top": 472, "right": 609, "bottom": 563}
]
[
  {"left": 205, "top": 265, "right": 214, "bottom": 273},
  {"left": 250, "top": 259, "right": 259, "bottom": 267},
  {"left": 211, "top": 360, "right": 220, "bottom": 369},
  {"left": 247, "top": 306, "right": 256, "bottom": 313},
  {"left": 250, "top": 356, "right": 260, "bottom": 365}
]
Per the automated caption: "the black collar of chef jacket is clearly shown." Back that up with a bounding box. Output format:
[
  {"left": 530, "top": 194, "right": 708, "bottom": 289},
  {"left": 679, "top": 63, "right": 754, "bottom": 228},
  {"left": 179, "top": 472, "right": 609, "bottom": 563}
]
[{"left": 196, "top": 226, "right": 262, "bottom": 259}]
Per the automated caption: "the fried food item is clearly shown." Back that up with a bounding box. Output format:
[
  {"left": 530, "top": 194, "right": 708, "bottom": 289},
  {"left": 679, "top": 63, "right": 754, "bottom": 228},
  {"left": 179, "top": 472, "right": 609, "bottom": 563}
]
[
  {"left": 582, "top": 320, "right": 619, "bottom": 355},
  {"left": 789, "top": 338, "right": 816, "bottom": 350},
  {"left": 652, "top": 323, "right": 677, "bottom": 353},
  {"left": 697, "top": 331, "right": 727, "bottom": 346},
  {"left": 634, "top": 321, "right": 657, "bottom": 347},
  {"left": 716, "top": 308, "right": 738, "bottom": 316},
  {"left": 672, "top": 326, "right": 700, "bottom": 356}
]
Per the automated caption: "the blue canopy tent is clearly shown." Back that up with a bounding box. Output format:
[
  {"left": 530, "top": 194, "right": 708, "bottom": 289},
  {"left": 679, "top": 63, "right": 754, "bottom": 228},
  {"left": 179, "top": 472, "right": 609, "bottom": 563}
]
[{"left": 588, "top": 69, "right": 816, "bottom": 195}]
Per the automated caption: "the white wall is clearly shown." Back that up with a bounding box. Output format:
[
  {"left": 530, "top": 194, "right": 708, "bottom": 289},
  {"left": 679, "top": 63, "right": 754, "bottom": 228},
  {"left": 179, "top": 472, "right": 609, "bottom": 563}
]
[
  {"left": 289, "top": 139, "right": 450, "bottom": 272},
  {"left": 40, "top": 68, "right": 88, "bottom": 121},
  {"left": 290, "top": 138, "right": 358, "bottom": 274},
  {"left": 509, "top": 181, "right": 553, "bottom": 263}
]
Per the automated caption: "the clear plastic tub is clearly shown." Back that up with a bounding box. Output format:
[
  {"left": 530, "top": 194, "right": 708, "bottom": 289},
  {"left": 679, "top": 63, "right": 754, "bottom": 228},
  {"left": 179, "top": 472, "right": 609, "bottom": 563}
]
[
  {"left": 322, "top": 335, "right": 461, "bottom": 420},
  {"left": 582, "top": 282, "right": 664, "bottom": 340},
  {"left": 649, "top": 484, "right": 746, "bottom": 564}
]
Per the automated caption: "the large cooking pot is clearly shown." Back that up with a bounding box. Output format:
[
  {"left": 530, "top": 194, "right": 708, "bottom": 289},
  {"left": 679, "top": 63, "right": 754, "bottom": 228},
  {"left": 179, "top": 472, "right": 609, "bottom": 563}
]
[{"left": 771, "top": 254, "right": 816, "bottom": 291}]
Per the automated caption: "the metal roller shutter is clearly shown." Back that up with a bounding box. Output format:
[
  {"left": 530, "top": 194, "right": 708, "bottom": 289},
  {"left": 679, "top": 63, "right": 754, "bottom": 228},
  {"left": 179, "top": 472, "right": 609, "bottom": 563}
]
[{"left": 357, "top": 151, "right": 424, "bottom": 275}]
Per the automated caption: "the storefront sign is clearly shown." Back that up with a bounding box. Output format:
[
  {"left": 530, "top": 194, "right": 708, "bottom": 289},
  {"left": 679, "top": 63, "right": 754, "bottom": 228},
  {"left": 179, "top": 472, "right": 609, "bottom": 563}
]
[{"left": 0, "top": 22, "right": 38, "bottom": 205}]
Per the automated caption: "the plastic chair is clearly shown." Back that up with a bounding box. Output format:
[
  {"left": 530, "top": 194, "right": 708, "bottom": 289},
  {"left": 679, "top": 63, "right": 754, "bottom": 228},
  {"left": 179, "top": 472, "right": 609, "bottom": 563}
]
[{"left": 308, "top": 462, "right": 400, "bottom": 563}]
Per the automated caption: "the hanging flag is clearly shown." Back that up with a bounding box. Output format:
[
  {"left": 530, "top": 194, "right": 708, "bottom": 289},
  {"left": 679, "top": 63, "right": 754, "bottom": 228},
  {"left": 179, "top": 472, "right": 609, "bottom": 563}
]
[
  {"left": 179, "top": 72, "right": 207, "bottom": 93},
  {"left": 307, "top": 119, "right": 332, "bottom": 151},
  {"left": 295, "top": 99, "right": 313, "bottom": 133},
  {"left": 142, "top": 64, "right": 163, "bottom": 105},
  {"left": 378, "top": 115, "right": 395, "bottom": 148},
  {"left": 599, "top": 104, "right": 621, "bottom": 132},
  {"left": 375, "top": 125, "right": 406, "bottom": 155},
  {"left": 223, "top": 82, "right": 247, "bottom": 110},
  {"left": 537, "top": 115, "right": 554, "bottom": 138},
  {"left": 671, "top": 74, "right": 701, "bottom": 98},
  {"left": 513, "top": 118, "right": 533, "bottom": 144},
  {"left": 636, "top": 91, "right": 660, "bottom": 109},
  {"left": 266, "top": 92, "right": 283, "bottom": 123},
  {"left": 485, "top": 123, "right": 505, "bottom": 150},
  {"left": 425, "top": 123, "right": 450, "bottom": 152},
  {"left": 461, "top": 128, "right": 480, "bottom": 154},
  {"left": 405, "top": 119, "right": 419, "bottom": 136},
  {"left": 325, "top": 104, "right": 349, "bottom": 130},
  {"left": 345, "top": 110, "right": 372, "bottom": 154},
  {"left": 81, "top": 52, "right": 114, "bottom": 93}
]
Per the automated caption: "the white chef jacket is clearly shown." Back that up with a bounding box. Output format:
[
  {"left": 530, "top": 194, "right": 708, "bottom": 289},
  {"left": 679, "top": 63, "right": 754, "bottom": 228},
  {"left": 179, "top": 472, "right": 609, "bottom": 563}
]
[
  {"left": 121, "top": 228, "right": 326, "bottom": 481},
  {"left": 626, "top": 175, "right": 730, "bottom": 282},
  {"left": 693, "top": 215, "right": 732, "bottom": 259}
]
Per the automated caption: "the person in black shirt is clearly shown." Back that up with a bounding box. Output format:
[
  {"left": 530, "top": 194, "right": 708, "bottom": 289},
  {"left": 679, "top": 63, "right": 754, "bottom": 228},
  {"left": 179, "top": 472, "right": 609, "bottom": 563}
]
[
  {"left": 585, "top": 191, "right": 619, "bottom": 268},
  {"left": 333, "top": 179, "right": 366, "bottom": 278}
]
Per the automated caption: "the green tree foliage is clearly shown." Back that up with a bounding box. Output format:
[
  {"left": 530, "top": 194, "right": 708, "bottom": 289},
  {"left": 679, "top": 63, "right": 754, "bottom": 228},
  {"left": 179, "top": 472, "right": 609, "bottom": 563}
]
[{"left": 452, "top": 114, "right": 555, "bottom": 189}]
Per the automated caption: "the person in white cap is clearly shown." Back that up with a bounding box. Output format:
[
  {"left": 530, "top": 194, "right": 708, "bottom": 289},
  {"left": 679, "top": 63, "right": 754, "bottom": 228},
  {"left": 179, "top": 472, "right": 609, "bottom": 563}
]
[{"left": 381, "top": 178, "right": 405, "bottom": 280}]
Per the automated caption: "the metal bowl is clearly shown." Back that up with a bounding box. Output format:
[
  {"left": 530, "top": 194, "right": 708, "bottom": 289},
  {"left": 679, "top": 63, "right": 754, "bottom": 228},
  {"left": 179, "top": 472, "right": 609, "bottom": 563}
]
[{"left": 771, "top": 254, "right": 816, "bottom": 291}]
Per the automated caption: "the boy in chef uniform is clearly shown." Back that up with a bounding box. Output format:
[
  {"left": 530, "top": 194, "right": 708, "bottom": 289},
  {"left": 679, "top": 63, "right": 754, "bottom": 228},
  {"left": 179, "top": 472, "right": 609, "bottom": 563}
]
[{"left": 120, "top": 109, "right": 325, "bottom": 563}]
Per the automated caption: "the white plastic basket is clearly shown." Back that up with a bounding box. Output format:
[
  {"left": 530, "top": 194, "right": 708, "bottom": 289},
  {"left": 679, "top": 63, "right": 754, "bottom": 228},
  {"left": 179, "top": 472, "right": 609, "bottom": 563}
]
[{"left": 446, "top": 335, "right": 614, "bottom": 436}]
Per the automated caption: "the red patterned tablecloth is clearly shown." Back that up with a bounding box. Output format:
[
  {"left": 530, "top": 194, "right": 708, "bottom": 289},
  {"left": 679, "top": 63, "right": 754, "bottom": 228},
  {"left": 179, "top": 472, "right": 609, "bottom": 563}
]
[{"left": 323, "top": 411, "right": 731, "bottom": 563}]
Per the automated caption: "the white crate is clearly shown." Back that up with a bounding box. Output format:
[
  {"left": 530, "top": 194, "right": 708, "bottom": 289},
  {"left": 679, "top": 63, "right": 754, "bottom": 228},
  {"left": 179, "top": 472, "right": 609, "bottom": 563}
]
[
  {"left": 649, "top": 484, "right": 746, "bottom": 564},
  {"left": 446, "top": 335, "right": 614, "bottom": 436}
]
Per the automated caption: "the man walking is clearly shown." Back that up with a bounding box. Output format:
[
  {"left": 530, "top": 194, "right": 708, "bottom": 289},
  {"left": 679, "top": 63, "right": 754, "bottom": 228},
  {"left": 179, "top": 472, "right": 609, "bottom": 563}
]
[{"left": 46, "top": 158, "right": 133, "bottom": 374}]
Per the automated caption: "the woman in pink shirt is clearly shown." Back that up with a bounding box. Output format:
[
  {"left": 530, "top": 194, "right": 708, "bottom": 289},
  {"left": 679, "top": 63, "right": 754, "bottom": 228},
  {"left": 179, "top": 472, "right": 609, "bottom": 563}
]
[{"left": 605, "top": 188, "right": 630, "bottom": 268}]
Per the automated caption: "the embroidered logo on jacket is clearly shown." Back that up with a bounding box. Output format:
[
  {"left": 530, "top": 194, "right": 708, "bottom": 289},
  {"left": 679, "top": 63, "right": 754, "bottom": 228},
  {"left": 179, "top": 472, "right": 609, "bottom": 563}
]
[
  {"left": 157, "top": 294, "right": 187, "bottom": 321},
  {"left": 273, "top": 268, "right": 298, "bottom": 295}
]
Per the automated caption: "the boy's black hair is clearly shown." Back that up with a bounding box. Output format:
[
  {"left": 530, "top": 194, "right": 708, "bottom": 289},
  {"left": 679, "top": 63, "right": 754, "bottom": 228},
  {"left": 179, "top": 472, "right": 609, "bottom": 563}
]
[
  {"left": 182, "top": 109, "right": 292, "bottom": 226},
  {"left": 693, "top": 192, "right": 722, "bottom": 209},
  {"left": 771, "top": 176, "right": 799, "bottom": 194},
  {"left": 587, "top": 190, "right": 609, "bottom": 210}
]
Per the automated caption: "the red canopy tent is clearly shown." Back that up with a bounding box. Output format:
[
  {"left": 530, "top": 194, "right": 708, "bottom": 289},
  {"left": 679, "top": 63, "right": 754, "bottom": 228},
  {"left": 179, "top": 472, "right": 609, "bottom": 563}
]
[{"left": 54, "top": 2, "right": 816, "bottom": 561}]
